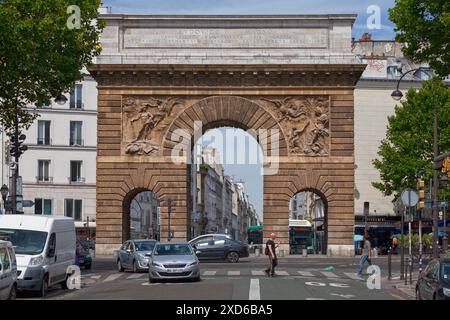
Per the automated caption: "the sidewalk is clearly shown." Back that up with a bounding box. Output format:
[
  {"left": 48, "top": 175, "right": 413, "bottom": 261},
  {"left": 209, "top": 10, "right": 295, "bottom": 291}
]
[{"left": 383, "top": 272, "right": 419, "bottom": 300}]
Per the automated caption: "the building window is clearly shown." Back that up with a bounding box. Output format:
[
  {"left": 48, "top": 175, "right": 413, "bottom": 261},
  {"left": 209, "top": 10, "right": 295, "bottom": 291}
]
[
  {"left": 70, "top": 161, "right": 83, "bottom": 183},
  {"left": 37, "top": 160, "right": 51, "bottom": 182},
  {"left": 414, "top": 68, "right": 433, "bottom": 80},
  {"left": 70, "top": 84, "right": 83, "bottom": 109},
  {"left": 37, "top": 120, "right": 51, "bottom": 145},
  {"left": 69, "top": 121, "right": 83, "bottom": 146},
  {"left": 65, "top": 199, "right": 82, "bottom": 221},
  {"left": 35, "top": 199, "right": 52, "bottom": 215},
  {"left": 387, "top": 65, "right": 401, "bottom": 79}
]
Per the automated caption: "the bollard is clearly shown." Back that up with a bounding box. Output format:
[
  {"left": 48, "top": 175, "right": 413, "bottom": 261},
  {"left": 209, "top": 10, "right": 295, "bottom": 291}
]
[
  {"left": 327, "top": 248, "right": 332, "bottom": 257},
  {"left": 255, "top": 248, "right": 260, "bottom": 257},
  {"left": 404, "top": 263, "right": 408, "bottom": 285},
  {"left": 388, "top": 249, "right": 392, "bottom": 281},
  {"left": 302, "top": 249, "right": 307, "bottom": 257}
]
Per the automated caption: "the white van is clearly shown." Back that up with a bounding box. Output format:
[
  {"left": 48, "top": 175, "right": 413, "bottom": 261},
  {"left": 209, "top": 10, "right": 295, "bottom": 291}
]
[
  {"left": 0, "top": 215, "right": 76, "bottom": 298},
  {"left": 0, "top": 240, "right": 17, "bottom": 300}
]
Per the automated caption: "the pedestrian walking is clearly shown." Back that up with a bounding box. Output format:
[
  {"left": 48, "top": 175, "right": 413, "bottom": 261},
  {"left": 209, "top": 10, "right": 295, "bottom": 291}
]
[
  {"left": 357, "top": 234, "right": 372, "bottom": 276},
  {"left": 265, "top": 233, "right": 278, "bottom": 277},
  {"left": 392, "top": 236, "right": 398, "bottom": 254}
]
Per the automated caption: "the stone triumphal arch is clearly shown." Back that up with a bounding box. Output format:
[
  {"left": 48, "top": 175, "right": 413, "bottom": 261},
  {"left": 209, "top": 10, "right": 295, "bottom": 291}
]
[{"left": 90, "top": 14, "right": 365, "bottom": 255}]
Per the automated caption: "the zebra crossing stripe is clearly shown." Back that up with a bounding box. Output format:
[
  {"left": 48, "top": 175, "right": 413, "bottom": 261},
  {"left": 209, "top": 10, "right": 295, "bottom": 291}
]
[
  {"left": 103, "top": 273, "right": 123, "bottom": 282},
  {"left": 90, "top": 275, "right": 102, "bottom": 280},
  {"left": 228, "top": 271, "right": 240, "bottom": 276},
  {"left": 320, "top": 271, "right": 339, "bottom": 278},
  {"left": 343, "top": 272, "right": 364, "bottom": 280},
  {"left": 251, "top": 270, "right": 266, "bottom": 276},
  {"left": 249, "top": 279, "right": 260, "bottom": 300},
  {"left": 203, "top": 271, "right": 217, "bottom": 276},
  {"left": 127, "top": 274, "right": 146, "bottom": 279},
  {"left": 276, "top": 270, "right": 289, "bottom": 276},
  {"left": 298, "top": 271, "right": 315, "bottom": 277}
]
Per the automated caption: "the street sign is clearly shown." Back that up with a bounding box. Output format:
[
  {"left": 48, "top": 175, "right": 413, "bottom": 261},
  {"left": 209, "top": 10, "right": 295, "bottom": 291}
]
[
  {"left": 22, "top": 200, "right": 35, "bottom": 208},
  {"left": 425, "top": 200, "right": 448, "bottom": 209},
  {"left": 401, "top": 188, "right": 419, "bottom": 207}
]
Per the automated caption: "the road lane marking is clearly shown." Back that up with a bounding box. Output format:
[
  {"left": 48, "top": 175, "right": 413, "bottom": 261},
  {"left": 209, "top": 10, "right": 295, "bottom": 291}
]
[
  {"left": 344, "top": 272, "right": 363, "bottom": 280},
  {"left": 329, "top": 283, "right": 350, "bottom": 288},
  {"left": 305, "top": 282, "right": 326, "bottom": 286},
  {"left": 228, "top": 271, "right": 240, "bottom": 276},
  {"left": 90, "top": 275, "right": 102, "bottom": 280},
  {"left": 103, "top": 273, "right": 123, "bottom": 282},
  {"left": 127, "top": 274, "right": 146, "bottom": 279},
  {"left": 251, "top": 270, "right": 266, "bottom": 276},
  {"left": 320, "top": 271, "right": 339, "bottom": 278},
  {"left": 276, "top": 270, "right": 289, "bottom": 276},
  {"left": 330, "top": 293, "right": 355, "bottom": 299},
  {"left": 298, "top": 271, "right": 315, "bottom": 277},
  {"left": 249, "top": 279, "right": 260, "bottom": 300},
  {"left": 203, "top": 271, "right": 217, "bottom": 276}
]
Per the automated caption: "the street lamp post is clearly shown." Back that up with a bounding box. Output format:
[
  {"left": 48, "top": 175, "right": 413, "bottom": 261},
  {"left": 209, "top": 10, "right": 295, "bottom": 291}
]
[{"left": 391, "top": 67, "right": 441, "bottom": 259}]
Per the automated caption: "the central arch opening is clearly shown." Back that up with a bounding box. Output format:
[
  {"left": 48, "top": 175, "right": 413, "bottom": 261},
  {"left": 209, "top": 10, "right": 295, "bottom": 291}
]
[
  {"left": 289, "top": 190, "right": 328, "bottom": 255},
  {"left": 189, "top": 125, "right": 264, "bottom": 245}
]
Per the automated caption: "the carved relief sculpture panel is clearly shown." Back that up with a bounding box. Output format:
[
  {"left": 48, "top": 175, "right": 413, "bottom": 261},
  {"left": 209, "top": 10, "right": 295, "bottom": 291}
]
[
  {"left": 122, "top": 96, "right": 184, "bottom": 155},
  {"left": 260, "top": 96, "right": 330, "bottom": 156}
]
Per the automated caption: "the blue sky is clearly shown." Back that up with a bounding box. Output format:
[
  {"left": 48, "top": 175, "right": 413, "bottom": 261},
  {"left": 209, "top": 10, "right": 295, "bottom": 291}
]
[{"left": 103, "top": 0, "right": 397, "bottom": 39}]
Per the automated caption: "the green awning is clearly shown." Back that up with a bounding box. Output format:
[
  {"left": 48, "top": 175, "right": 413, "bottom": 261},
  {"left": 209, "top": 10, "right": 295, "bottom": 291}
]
[{"left": 247, "top": 225, "right": 263, "bottom": 230}]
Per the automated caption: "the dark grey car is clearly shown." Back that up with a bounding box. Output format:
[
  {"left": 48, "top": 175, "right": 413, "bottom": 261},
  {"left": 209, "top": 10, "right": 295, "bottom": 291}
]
[{"left": 117, "top": 240, "right": 157, "bottom": 273}]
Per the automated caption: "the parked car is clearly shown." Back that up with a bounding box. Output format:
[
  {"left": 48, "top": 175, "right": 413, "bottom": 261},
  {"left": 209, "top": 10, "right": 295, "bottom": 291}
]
[
  {"left": 79, "top": 239, "right": 95, "bottom": 251},
  {"left": 416, "top": 258, "right": 450, "bottom": 300},
  {"left": 189, "top": 234, "right": 249, "bottom": 263},
  {"left": 0, "top": 240, "right": 17, "bottom": 300},
  {"left": 117, "top": 239, "right": 157, "bottom": 273},
  {"left": 77, "top": 248, "right": 92, "bottom": 269},
  {"left": 0, "top": 215, "right": 76, "bottom": 298},
  {"left": 148, "top": 242, "right": 200, "bottom": 283}
]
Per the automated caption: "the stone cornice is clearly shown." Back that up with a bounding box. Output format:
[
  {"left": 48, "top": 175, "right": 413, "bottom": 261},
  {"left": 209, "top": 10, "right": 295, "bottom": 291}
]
[{"left": 89, "top": 64, "right": 366, "bottom": 88}]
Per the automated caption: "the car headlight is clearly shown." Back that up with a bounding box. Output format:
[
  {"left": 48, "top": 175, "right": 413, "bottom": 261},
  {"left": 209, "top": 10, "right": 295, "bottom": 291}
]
[
  {"left": 151, "top": 261, "right": 164, "bottom": 268},
  {"left": 443, "top": 288, "right": 450, "bottom": 297},
  {"left": 29, "top": 255, "right": 44, "bottom": 266},
  {"left": 137, "top": 253, "right": 148, "bottom": 260},
  {"left": 188, "top": 260, "right": 199, "bottom": 266}
]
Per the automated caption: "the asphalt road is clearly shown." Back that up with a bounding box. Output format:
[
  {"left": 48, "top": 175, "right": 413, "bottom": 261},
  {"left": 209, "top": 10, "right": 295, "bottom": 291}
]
[{"left": 15, "top": 256, "right": 410, "bottom": 300}]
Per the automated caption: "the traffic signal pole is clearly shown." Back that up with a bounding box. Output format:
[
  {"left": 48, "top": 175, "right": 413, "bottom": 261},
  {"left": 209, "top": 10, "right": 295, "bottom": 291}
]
[{"left": 11, "top": 112, "right": 19, "bottom": 215}]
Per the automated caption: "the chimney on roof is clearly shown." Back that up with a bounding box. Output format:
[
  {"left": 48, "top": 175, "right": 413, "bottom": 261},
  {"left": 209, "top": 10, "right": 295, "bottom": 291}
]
[{"left": 360, "top": 33, "right": 372, "bottom": 42}]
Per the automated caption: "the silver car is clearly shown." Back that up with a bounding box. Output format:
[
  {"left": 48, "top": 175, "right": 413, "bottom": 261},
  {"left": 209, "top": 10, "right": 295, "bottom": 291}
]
[
  {"left": 148, "top": 242, "right": 200, "bottom": 283},
  {"left": 117, "top": 240, "right": 157, "bottom": 273}
]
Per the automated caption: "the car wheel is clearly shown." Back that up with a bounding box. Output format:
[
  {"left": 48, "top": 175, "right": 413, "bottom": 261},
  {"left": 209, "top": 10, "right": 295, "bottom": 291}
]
[
  {"left": 133, "top": 260, "right": 139, "bottom": 273},
  {"left": 149, "top": 277, "right": 156, "bottom": 283},
  {"left": 61, "top": 274, "right": 69, "bottom": 290},
  {"left": 226, "top": 252, "right": 239, "bottom": 263},
  {"left": 85, "top": 263, "right": 92, "bottom": 270},
  {"left": 8, "top": 284, "right": 17, "bottom": 300},
  {"left": 41, "top": 275, "right": 49, "bottom": 299},
  {"left": 117, "top": 259, "right": 124, "bottom": 272}
]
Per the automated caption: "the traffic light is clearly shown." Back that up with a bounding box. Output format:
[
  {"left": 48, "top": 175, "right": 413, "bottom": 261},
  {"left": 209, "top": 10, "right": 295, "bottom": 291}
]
[
  {"left": 416, "top": 178, "right": 425, "bottom": 210},
  {"left": 9, "top": 132, "right": 27, "bottom": 159}
]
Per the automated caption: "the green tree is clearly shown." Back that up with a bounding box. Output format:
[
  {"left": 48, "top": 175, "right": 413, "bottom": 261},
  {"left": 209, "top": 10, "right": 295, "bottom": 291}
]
[
  {"left": 389, "top": 0, "right": 450, "bottom": 77},
  {"left": 0, "top": 0, "right": 104, "bottom": 134},
  {"left": 372, "top": 78, "right": 450, "bottom": 199}
]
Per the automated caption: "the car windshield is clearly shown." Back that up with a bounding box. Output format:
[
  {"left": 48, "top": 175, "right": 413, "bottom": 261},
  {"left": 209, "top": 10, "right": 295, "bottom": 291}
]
[
  {"left": 134, "top": 241, "right": 156, "bottom": 252},
  {"left": 0, "top": 228, "right": 48, "bottom": 255},
  {"left": 442, "top": 262, "right": 450, "bottom": 283},
  {"left": 154, "top": 244, "right": 192, "bottom": 256}
]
